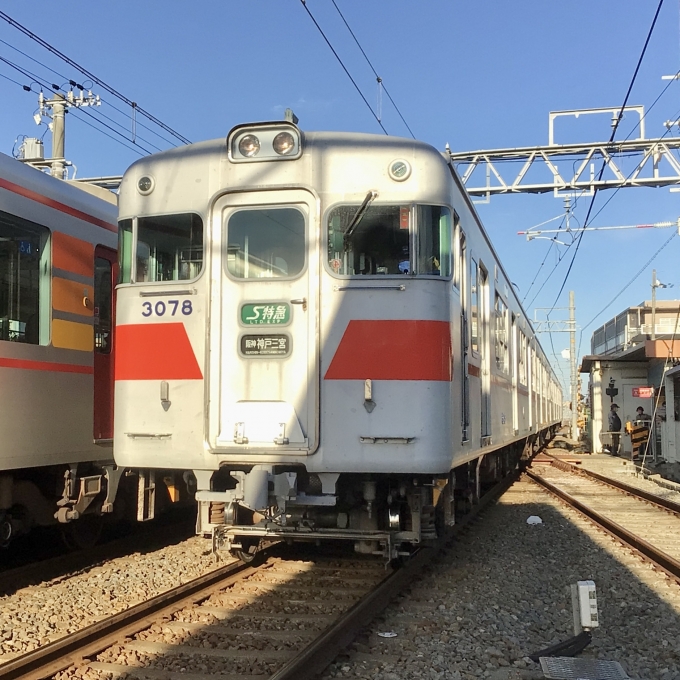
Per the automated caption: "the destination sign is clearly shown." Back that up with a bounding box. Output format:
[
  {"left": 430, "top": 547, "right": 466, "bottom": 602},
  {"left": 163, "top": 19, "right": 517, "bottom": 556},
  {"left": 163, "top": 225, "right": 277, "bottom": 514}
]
[{"left": 240, "top": 334, "right": 290, "bottom": 357}]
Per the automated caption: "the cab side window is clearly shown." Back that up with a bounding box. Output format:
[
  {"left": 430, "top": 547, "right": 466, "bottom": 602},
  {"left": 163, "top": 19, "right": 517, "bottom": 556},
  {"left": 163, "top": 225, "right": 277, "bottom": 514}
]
[{"left": 0, "top": 210, "right": 49, "bottom": 344}]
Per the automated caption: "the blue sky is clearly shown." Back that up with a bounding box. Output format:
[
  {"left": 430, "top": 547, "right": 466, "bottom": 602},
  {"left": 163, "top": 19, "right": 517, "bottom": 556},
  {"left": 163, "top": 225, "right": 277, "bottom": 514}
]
[{"left": 1, "top": 1, "right": 679, "bottom": 393}]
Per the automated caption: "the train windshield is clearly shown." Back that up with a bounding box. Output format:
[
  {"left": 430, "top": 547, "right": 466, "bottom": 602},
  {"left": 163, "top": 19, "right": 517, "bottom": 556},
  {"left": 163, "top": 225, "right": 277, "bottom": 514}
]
[
  {"left": 225, "top": 207, "right": 305, "bottom": 279},
  {"left": 118, "top": 214, "right": 204, "bottom": 283},
  {"left": 327, "top": 204, "right": 451, "bottom": 277}
]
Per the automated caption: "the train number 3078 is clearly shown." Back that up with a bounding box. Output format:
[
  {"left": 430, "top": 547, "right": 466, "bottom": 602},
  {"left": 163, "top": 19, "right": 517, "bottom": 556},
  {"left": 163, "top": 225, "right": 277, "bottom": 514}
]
[{"left": 142, "top": 300, "right": 193, "bottom": 317}]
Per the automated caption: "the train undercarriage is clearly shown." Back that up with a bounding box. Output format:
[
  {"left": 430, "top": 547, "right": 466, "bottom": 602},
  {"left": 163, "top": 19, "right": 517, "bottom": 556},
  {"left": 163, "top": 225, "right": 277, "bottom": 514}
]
[
  {"left": 0, "top": 464, "right": 185, "bottom": 550},
  {"left": 196, "top": 431, "right": 554, "bottom": 562}
]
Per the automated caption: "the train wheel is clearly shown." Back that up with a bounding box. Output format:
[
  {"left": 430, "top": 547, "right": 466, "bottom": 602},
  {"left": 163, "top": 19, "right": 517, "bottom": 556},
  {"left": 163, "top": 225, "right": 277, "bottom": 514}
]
[
  {"left": 231, "top": 539, "right": 263, "bottom": 565},
  {"left": 61, "top": 513, "right": 104, "bottom": 551}
]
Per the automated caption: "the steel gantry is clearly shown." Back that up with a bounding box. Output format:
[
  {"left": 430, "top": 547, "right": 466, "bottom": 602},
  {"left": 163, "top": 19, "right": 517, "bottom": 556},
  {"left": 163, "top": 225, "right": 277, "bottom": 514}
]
[{"left": 447, "top": 106, "right": 680, "bottom": 198}]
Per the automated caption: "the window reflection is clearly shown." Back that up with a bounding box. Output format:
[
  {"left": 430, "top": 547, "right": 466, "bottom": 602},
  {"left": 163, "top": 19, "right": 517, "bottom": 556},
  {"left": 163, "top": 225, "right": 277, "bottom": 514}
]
[{"left": 226, "top": 208, "right": 305, "bottom": 279}]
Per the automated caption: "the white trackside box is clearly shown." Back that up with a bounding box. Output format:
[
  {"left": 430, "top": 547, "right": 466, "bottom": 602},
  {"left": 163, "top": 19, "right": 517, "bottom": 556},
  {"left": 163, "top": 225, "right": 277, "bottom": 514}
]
[{"left": 571, "top": 580, "right": 599, "bottom": 632}]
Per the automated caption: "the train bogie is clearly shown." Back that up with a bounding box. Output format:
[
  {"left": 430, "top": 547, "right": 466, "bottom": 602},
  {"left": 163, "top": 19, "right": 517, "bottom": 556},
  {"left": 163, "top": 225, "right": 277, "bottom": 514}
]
[{"left": 115, "top": 121, "right": 561, "bottom": 560}]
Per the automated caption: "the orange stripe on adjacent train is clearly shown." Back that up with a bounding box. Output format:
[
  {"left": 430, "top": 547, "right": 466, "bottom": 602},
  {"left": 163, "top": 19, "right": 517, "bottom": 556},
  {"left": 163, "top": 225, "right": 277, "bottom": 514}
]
[
  {"left": 325, "top": 320, "right": 452, "bottom": 381},
  {"left": 115, "top": 323, "right": 203, "bottom": 380},
  {"left": 52, "top": 232, "right": 94, "bottom": 278}
]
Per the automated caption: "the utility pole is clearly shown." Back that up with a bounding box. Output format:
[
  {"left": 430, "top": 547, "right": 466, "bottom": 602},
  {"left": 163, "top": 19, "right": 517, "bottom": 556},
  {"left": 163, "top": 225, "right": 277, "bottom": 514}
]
[
  {"left": 533, "top": 292, "right": 579, "bottom": 440},
  {"left": 652, "top": 269, "right": 657, "bottom": 342},
  {"left": 49, "top": 92, "right": 66, "bottom": 179},
  {"left": 650, "top": 270, "right": 674, "bottom": 342},
  {"left": 570, "top": 291, "right": 577, "bottom": 441},
  {"left": 24, "top": 87, "right": 101, "bottom": 178}
]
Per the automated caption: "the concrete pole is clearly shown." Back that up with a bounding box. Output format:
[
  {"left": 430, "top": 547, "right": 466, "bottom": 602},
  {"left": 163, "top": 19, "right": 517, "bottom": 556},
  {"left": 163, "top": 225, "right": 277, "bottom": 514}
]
[
  {"left": 50, "top": 93, "right": 65, "bottom": 179},
  {"left": 570, "top": 290, "right": 578, "bottom": 440},
  {"left": 651, "top": 269, "right": 657, "bottom": 342}
]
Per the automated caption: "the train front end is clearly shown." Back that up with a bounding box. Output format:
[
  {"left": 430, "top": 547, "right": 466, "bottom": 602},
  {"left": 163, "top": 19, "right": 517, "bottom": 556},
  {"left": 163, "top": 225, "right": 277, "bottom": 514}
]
[{"left": 115, "top": 122, "right": 457, "bottom": 560}]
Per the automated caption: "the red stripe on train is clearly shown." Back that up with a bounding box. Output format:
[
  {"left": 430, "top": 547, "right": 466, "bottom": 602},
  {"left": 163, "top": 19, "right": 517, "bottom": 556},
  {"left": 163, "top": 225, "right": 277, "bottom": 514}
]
[
  {"left": 0, "top": 177, "right": 116, "bottom": 233},
  {"left": 325, "top": 320, "right": 452, "bottom": 381},
  {"left": 0, "top": 357, "right": 93, "bottom": 374},
  {"left": 115, "top": 323, "right": 203, "bottom": 380}
]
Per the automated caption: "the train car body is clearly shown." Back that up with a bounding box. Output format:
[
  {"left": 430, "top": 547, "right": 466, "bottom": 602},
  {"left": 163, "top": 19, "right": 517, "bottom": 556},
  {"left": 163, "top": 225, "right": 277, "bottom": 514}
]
[
  {"left": 114, "top": 121, "right": 561, "bottom": 560},
  {"left": 0, "top": 152, "right": 121, "bottom": 547}
]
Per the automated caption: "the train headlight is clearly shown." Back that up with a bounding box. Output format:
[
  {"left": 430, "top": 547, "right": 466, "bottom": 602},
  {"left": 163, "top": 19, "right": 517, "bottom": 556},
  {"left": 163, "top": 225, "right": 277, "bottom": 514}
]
[
  {"left": 228, "top": 123, "right": 301, "bottom": 163},
  {"left": 273, "top": 131, "right": 295, "bottom": 156},
  {"left": 238, "top": 134, "right": 261, "bottom": 158}
]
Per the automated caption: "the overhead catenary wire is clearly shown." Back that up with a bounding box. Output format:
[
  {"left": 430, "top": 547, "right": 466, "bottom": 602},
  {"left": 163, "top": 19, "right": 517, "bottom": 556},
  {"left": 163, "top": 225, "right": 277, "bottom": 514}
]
[
  {"left": 68, "top": 108, "right": 147, "bottom": 157},
  {"left": 299, "top": 0, "right": 388, "bottom": 134},
  {"left": 548, "top": 0, "right": 665, "bottom": 310},
  {"left": 577, "top": 230, "right": 678, "bottom": 358},
  {"left": 0, "top": 11, "right": 191, "bottom": 145},
  {"left": 330, "top": 0, "right": 415, "bottom": 139}
]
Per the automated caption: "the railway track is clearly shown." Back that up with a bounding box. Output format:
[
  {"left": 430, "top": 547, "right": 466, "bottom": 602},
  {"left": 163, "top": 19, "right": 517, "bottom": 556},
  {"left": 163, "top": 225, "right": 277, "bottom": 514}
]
[
  {"left": 0, "top": 460, "right": 522, "bottom": 680},
  {"left": 0, "top": 550, "right": 426, "bottom": 680},
  {"left": 527, "top": 453, "right": 680, "bottom": 581}
]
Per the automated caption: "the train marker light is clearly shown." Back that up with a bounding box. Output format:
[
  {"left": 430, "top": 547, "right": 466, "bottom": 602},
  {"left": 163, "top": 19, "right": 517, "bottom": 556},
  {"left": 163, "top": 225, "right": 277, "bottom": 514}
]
[
  {"left": 137, "top": 176, "right": 154, "bottom": 195},
  {"left": 238, "top": 134, "right": 261, "bottom": 158}
]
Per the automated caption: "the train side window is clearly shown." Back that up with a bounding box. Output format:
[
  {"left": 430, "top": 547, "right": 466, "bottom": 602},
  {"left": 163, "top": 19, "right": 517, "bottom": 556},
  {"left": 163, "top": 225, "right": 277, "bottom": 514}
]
[
  {"left": 417, "top": 206, "right": 452, "bottom": 277},
  {"left": 94, "top": 257, "right": 112, "bottom": 353},
  {"left": 226, "top": 207, "right": 305, "bottom": 279},
  {"left": 470, "top": 259, "right": 479, "bottom": 353},
  {"left": 518, "top": 330, "right": 528, "bottom": 385},
  {"left": 494, "top": 292, "right": 509, "bottom": 373},
  {"left": 0, "top": 210, "right": 49, "bottom": 345},
  {"left": 136, "top": 213, "right": 203, "bottom": 282},
  {"left": 118, "top": 219, "right": 133, "bottom": 283},
  {"left": 327, "top": 204, "right": 409, "bottom": 275}
]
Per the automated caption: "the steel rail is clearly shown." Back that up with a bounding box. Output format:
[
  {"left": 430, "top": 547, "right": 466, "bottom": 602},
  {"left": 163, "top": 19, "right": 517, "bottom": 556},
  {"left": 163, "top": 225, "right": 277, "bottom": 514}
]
[
  {"left": 525, "top": 468, "right": 680, "bottom": 581},
  {"left": 271, "top": 466, "right": 522, "bottom": 680},
  {"left": 542, "top": 453, "right": 680, "bottom": 515},
  {"left": 0, "top": 560, "right": 254, "bottom": 680},
  {"left": 0, "top": 464, "right": 523, "bottom": 680}
]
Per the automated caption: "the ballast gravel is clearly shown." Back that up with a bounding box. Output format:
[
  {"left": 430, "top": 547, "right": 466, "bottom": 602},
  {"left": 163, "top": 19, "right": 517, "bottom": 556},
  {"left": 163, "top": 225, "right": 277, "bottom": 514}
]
[
  {"left": 323, "top": 479, "right": 680, "bottom": 680},
  {"left": 0, "top": 536, "right": 227, "bottom": 663}
]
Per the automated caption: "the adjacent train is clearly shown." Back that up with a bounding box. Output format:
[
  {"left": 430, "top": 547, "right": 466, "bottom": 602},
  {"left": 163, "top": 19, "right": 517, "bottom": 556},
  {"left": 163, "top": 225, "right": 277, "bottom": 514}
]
[
  {"left": 0, "top": 151, "right": 123, "bottom": 548},
  {"left": 114, "top": 120, "right": 562, "bottom": 561}
]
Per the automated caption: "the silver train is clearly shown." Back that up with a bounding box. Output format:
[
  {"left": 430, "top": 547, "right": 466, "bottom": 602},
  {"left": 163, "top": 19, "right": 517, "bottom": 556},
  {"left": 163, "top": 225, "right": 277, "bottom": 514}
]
[
  {"left": 0, "top": 151, "right": 123, "bottom": 548},
  {"left": 114, "top": 120, "right": 562, "bottom": 561}
]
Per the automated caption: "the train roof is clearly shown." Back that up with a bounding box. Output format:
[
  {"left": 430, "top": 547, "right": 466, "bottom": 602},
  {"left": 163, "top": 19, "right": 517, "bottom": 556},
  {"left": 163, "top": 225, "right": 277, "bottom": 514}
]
[{"left": 0, "top": 152, "right": 118, "bottom": 224}]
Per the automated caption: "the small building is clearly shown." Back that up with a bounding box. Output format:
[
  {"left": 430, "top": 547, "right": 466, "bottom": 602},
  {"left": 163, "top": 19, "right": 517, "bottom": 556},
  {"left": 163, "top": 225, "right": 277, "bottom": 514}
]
[{"left": 580, "top": 300, "right": 680, "bottom": 459}]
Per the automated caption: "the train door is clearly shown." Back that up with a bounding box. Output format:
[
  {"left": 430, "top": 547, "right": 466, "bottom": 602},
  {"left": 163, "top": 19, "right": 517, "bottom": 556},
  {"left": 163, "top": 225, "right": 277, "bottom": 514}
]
[
  {"left": 511, "top": 314, "right": 518, "bottom": 433},
  {"left": 527, "top": 343, "right": 534, "bottom": 429},
  {"left": 93, "top": 246, "right": 117, "bottom": 441},
  {"left": 459, "top": 227, "right": 470, "bottom": 442},
  {"left": 212, "top": 189, "right": 318, "bottom": 452},
  {"left": 479, "top": 262, "right": 491, "bottom": 439}
]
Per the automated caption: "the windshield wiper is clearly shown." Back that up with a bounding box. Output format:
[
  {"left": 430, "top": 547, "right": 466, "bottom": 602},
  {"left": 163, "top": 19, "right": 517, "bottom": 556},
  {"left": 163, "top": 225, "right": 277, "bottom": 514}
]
[{"left": 343, "top": 190, "right": 378, "bottom": 240}]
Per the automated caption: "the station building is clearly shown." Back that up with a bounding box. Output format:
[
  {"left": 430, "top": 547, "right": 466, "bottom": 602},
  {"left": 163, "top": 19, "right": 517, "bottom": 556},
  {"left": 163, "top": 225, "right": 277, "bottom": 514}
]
[{"left": 580, "top": 300, "right": 680, "bottom": 460}]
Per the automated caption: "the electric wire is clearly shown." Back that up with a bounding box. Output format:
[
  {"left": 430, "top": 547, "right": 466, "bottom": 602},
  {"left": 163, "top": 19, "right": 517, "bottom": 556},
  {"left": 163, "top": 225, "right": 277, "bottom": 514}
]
[
  {"left": 0, "top": 56, "right": 154, "bottom": 156},
  {"left": 68, "top": 109, "right": 146, "bottom": 157},
  {"left": 577, "top": 230, "right": 678, "bottom": 357},
  {"left": 0, "top": 35, "right": 180, "bottom": 147},
  {"left": 299, "top": 0, "right": 388, "bottom": 134},
  {"left": 548, "top": 0, "right": 665, "bottom": 309},
  {"left": 0, "top": 11, "right": 191, "bottom": 144},
  {"left": 0, "top": 70, "right": 27, "bottom": 89},
  {"left": 330, "top": 0, "right": 415, "bottom": 138}
]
